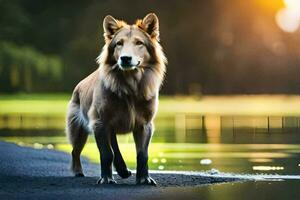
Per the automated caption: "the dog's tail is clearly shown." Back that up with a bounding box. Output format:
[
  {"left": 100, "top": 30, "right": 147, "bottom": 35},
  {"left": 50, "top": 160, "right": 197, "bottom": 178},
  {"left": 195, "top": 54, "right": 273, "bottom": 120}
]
[{"left": 65, "top": 88, "right": 86, "bottom": 145}]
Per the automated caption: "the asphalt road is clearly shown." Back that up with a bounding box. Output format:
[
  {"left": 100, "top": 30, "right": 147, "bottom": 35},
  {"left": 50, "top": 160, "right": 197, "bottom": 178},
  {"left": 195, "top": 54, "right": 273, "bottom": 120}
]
[{"left": 0, "top": 141, "right": 238, "bottom": 200}]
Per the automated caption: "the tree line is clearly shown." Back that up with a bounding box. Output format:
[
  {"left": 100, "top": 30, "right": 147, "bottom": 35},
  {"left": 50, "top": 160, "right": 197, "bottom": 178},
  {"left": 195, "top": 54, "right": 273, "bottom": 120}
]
[{"left": 1, "top": 0, "right": 299, "bottom": 94}]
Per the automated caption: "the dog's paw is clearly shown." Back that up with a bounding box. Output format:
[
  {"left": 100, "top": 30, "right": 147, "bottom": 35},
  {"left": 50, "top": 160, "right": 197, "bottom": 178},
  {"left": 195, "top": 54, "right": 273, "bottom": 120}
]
[
  {"left": 97, "top": 177, "right": 117, "bottom": 185},
  {"left": 136, "top": 176, "right": 157, "bottom": 186},
  {"left": 117, "top": 168, "right": 132, "bottom": 179},
  {"left": 74, "top": 172, "right": 85, "bottom": 177}
]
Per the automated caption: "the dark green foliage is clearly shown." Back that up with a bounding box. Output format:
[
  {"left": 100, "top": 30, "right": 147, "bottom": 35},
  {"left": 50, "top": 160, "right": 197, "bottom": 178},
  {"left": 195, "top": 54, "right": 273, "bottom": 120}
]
[
  {"left": 1, "top": 0, "right": 300, "bottom": 94},
  {"left": 0, "top": 41, "right": 62, "bottom": 92}
]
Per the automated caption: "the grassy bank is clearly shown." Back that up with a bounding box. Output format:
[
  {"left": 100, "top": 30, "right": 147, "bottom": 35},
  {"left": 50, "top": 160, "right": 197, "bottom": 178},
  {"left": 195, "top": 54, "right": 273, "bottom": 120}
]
[{"left": 1, "top": 94, "right": 300, "bottom": 116}]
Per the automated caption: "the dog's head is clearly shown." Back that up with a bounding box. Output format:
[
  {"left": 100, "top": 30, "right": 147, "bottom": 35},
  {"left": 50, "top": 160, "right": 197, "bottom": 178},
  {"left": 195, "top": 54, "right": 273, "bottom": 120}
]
[{"left": 101, "top": 13, "right": 162, "bottom": 71}]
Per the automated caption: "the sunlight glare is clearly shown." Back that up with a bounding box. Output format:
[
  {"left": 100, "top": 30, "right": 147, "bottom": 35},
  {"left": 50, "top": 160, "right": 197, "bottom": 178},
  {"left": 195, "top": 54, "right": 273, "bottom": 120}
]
[
  {"left": 285, "top": 0, "right": 300, "bottom": 9},
  {"left": 276, "top": 0, "right": 300, "bottom": 32},
  {"left": 253, "top": 165, "right": 284, "bottom": 171}
]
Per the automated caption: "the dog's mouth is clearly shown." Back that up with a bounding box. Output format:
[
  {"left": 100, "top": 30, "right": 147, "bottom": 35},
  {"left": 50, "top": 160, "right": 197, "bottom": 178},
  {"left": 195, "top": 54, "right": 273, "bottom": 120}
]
[{"left": 119, "top": 61, "right": 141, "bottom": 71}]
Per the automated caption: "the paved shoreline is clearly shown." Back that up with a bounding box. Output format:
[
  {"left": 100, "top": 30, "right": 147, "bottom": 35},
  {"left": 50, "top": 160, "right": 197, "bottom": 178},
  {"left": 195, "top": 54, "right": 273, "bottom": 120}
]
[{"left": 0, "top": 141, "right": 239, "bottom": 200}]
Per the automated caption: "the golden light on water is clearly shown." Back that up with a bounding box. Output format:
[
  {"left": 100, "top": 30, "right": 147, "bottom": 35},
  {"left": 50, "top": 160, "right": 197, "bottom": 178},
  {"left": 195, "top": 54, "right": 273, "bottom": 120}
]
[
  {"left": 276, "top": 0, "right": 300, "bottom": 32},
  {"left": 158, "top": 165, "right": 165, "bottom": 170},
  {"left": 249, "top": 158, "right": 273, "bottom": 163},
  {"left": 253, "top": 165, "right": 284, "bottom": 171}
]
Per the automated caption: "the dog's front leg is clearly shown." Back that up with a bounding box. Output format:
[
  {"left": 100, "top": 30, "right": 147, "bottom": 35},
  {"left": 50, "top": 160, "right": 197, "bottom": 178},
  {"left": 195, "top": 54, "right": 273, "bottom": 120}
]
[
  {"left": 133, "top": 122, "right": 156, "bottom": 185},
  {"left": 111, "top": 133, "right": 132, "bottom": 179},
  {"left": 94, "top": 124, "right": 116, "bottom": 184}
]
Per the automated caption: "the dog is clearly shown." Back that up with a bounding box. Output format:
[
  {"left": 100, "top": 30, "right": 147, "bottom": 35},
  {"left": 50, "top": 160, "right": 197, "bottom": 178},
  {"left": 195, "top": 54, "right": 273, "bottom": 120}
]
[{"left": 66, "top": 13, "right": 167, "bottom": 185}]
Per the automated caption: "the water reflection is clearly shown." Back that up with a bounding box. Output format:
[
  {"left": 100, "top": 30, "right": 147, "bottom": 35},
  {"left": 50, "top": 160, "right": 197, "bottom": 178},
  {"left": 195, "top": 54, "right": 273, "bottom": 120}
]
[
  {"left": 181, "top": 181, "right": 300, "bottom": 200},
  {"left": 1, "top": 114, "right": 300, "bottom": 175},
  {"left": 2, "top": 114, "right": 300, "bottom": 141},
  {"left": 252, "top": 165, "right": 284, "bottom": 171}
]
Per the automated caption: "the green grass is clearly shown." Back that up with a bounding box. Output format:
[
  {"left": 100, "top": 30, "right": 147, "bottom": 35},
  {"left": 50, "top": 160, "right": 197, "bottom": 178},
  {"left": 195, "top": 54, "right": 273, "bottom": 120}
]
[
  {"left": 0, "top": 93, "right": 69, "bottom": 116},
  {"left": 1, "top": 94, "right": 300, "bottom": 116}
]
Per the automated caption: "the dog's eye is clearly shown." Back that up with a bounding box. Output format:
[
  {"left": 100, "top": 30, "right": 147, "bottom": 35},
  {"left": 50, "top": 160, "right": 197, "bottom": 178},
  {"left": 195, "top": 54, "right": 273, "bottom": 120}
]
[
  {"left": 116, "top": 41, "right": 123, "bottom": 46},
  {"left": 135, "top": 40, "right": 144, "bottom": 46}
]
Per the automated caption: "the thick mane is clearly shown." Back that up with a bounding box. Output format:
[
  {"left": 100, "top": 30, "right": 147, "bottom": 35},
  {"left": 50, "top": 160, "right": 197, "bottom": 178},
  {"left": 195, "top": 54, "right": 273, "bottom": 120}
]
[{"left": 96, "top": 30, "right": 167, "bottom": 100}]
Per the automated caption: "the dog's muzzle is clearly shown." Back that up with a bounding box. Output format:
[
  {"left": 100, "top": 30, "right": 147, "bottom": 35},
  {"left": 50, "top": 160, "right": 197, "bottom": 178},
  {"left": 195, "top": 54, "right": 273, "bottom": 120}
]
[{"left": 119, "top": 56, "right": 140, "bottom": 71}]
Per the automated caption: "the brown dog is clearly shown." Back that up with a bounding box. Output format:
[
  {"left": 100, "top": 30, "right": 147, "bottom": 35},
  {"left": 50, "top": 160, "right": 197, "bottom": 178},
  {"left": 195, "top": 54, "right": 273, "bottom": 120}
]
[{"left": 66, "top": 13, "right": 167, "bottom": 185}]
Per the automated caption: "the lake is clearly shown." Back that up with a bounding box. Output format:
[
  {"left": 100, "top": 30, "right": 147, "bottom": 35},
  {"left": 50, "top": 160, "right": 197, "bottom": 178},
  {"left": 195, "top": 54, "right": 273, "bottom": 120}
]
[{"left": 1, "top": 95, "right": 300, "bottom": 199}]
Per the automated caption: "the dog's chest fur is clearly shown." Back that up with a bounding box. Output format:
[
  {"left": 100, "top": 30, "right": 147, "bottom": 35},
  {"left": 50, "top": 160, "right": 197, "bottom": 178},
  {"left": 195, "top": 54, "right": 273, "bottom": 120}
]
[{"left": 96, "top": 87, "right": 157, "bottom": 133}]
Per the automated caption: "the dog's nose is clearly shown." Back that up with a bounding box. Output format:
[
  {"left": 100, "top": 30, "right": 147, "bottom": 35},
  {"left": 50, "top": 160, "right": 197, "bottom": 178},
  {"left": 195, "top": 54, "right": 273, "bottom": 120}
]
[{"left": 120, "top": 56, "right": 132, "bottom": 65}]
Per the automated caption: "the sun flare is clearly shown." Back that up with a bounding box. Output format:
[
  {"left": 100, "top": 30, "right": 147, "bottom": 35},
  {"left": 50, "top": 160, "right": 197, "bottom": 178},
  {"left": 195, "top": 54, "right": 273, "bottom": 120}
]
[{"left": 276, "top": 0, "right": 300, "bottom": 32}]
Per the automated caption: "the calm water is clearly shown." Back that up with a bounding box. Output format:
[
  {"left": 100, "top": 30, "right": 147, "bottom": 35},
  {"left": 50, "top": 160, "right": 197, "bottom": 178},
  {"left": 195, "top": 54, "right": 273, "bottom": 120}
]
[{"left": 1, "top": 114, "right": 300, "bottom": 199}]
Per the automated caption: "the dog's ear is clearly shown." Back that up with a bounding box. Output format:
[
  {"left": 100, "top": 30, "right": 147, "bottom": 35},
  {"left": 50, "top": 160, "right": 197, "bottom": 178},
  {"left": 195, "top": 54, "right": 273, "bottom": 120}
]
[
  {"left": 103, "top": 15, "right": 121, "bottom": 41},
  {"left": 140, "top": 13, "right": 159, "bottom": 40}
]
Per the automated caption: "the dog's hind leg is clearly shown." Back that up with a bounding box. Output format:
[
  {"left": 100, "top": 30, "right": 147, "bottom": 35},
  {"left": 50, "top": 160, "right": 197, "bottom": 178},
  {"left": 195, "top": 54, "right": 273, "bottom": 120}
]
[
  {"left": 111, "top": 133, "right": 132, "bottom": 179},
  {"left": 66, "top": 102, "right": 89, "bottom": 177}
]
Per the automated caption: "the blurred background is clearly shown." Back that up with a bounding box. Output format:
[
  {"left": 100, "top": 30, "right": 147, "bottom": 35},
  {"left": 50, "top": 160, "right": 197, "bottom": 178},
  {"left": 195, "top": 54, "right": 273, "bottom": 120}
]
[
  {"left": 1, "top": 0, "right": 300, "bottom": 94},
  {"left": 1, "top": 1, "right": 300, "bottom": 198}
]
